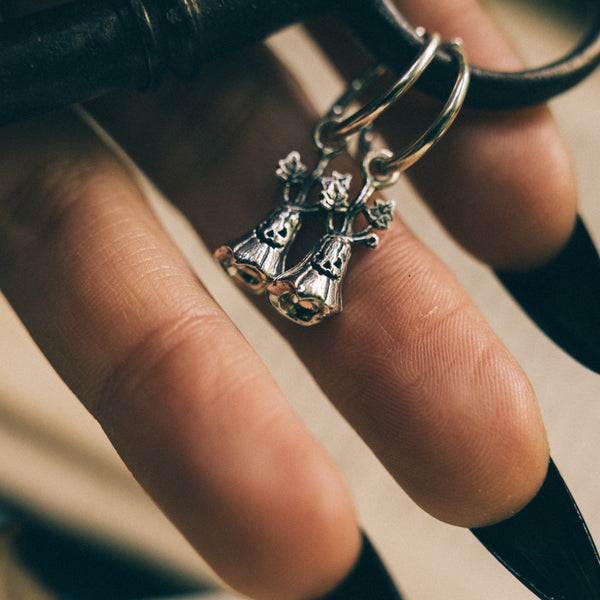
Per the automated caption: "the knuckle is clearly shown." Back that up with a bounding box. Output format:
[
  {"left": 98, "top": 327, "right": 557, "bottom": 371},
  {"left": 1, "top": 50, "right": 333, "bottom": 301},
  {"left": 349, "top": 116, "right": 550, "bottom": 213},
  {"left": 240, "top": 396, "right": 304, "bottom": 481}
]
[{"left": 90, "top": 310, "right": 226, "bottom": 426}]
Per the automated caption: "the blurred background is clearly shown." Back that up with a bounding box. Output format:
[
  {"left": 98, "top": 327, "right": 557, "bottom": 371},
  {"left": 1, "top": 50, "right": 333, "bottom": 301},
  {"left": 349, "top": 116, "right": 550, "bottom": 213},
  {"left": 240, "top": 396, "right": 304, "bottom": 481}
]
[{"left": 0, "top": 0, "right": 599, "bottom": 598}]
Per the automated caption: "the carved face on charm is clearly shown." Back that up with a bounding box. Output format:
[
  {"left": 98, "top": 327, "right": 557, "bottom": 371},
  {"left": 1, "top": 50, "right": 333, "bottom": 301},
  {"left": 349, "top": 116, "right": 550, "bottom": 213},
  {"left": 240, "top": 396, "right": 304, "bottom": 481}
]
[
  {"left": 213, "top": 206, "right": 303, "bottom": 294},
  {"left": 257, "top": 208, "right": 301, "bottom": 248},
  {"left": 266, "top": 235, "right": 353, "bottom": 326},
  {"left": 311, "top": 236, "right": 351, "bottom": 279}
]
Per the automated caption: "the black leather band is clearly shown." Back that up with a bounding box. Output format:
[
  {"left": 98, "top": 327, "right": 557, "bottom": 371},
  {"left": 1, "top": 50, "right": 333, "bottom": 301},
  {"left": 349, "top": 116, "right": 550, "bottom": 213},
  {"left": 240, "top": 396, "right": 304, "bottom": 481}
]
[{"left": 344, "top": 0, "right": 600, "bottom": 109}]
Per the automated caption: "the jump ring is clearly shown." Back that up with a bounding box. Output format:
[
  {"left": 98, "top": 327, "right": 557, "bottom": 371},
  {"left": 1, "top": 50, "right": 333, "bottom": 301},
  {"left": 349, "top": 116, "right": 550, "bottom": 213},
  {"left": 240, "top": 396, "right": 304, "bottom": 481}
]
[{"left": 363, "top": 148, "right": 401, "bottom": 188}]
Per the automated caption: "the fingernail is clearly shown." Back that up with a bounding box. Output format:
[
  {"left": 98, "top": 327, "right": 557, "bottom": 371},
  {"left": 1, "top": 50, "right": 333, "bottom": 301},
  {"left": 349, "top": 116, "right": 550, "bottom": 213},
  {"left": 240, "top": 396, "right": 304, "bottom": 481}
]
[
  {"left": 471, "top": 459, "right": 600, "bottom": 600},
  {"left": 495, "top": 215, "right": 600, "bottom": 373},
  {"left": 320, "top": 532, "right": 404, "bottom": 599}
]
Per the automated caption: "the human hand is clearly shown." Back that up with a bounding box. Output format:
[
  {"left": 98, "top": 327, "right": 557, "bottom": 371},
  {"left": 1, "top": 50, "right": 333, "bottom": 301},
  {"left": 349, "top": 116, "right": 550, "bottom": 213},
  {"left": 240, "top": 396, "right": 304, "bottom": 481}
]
[{"left": 0, "top": 0, "right": 578, "bottom": 598}]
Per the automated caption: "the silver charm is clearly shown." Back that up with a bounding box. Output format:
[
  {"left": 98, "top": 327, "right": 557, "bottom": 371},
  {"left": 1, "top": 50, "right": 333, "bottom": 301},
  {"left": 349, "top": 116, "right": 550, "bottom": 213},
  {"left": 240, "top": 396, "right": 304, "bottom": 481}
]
[
  {"left": 214, "top": 34, "right": 470, "bottom": 324},
  {"left": 214, "top": 151, "right": 310, "bottom": 293},
  {"left": 267, "top": 160, "right": 396, "bottom": 325}
]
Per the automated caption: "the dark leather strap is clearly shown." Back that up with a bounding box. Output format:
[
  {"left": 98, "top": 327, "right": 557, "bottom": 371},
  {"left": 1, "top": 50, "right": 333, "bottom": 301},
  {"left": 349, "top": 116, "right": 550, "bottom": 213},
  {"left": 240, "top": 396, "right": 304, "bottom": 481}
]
[{"left": 343, "top": 0, "right": 600, "bottom": 109}]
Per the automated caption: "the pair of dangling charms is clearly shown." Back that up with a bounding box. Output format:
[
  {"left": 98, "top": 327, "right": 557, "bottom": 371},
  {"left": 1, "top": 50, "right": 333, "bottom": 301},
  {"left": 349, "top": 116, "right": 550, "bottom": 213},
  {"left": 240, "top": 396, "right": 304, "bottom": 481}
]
[
  {"left": 215, "top": 32, "right": 470, "bottom": 326},
  {"left": 215, "top": 148, "right": 395, "bottom": 325}
]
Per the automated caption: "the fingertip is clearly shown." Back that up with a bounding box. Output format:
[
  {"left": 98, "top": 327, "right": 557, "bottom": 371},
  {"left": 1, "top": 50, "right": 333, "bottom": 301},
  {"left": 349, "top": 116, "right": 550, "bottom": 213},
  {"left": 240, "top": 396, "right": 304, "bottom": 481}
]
[
  {"left": 412, "top": 105, "right": 578, "bottom": 271},
  {"left": 413, "top": 300, "right": 551, "bottom": 527},
  {"left": 388, "top": 322, "right": 551, "bottom": 528},
  {"left": 429, "top": 356, "right": 551, "bottom": 527},
  {"left": 225, "top": 447, "right": 362, "bottom": 600}
]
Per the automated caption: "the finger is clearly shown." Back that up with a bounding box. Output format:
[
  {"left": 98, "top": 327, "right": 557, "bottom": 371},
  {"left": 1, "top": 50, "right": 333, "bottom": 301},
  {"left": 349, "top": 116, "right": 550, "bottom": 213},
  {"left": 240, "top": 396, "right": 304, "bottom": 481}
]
[
  {"left": 310, "top": 0, "right": 578, "bottom": 270},
  {"left": 0, "top": 111, "right": 361, "bottom": 599},
  {"left": 86, "top": 46, "right": 549, "bottom": 527}
]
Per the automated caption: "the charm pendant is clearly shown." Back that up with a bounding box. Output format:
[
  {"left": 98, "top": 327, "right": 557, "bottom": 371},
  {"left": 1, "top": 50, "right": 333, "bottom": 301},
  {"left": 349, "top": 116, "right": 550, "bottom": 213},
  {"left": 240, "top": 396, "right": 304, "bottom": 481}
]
[
  {"left": 213, "top": 146, "right": 336, "bottom": 293},
  {"left": 267, "top": 162, "right": 395, "bottom": 325},
  {"left": 215, "top": 33, "right": 470, "bottom": 325},
  {"left": 213, "top": 202, "right": 304, "bottom": 294}
]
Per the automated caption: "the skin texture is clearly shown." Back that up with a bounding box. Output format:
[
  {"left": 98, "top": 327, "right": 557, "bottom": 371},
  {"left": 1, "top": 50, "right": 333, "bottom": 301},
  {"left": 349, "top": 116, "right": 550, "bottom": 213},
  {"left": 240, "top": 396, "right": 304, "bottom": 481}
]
[{"left": 0, "top": 0, "right": 578, "bottom": 598}]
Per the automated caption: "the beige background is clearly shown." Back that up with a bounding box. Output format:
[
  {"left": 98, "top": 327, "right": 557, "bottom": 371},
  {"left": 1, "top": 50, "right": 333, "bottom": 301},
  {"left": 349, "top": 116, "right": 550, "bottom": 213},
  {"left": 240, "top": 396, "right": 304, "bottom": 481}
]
[{"left": 1, "top": 1, "right": 599, "bottom": 598}]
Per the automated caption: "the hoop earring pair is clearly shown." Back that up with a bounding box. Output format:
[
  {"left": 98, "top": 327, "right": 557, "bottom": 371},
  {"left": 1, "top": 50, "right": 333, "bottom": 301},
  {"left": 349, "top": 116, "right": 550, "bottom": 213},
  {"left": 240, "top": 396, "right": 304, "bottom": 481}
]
[{"left": 215, "top": 32, "right": 470, "bottom": 325}]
